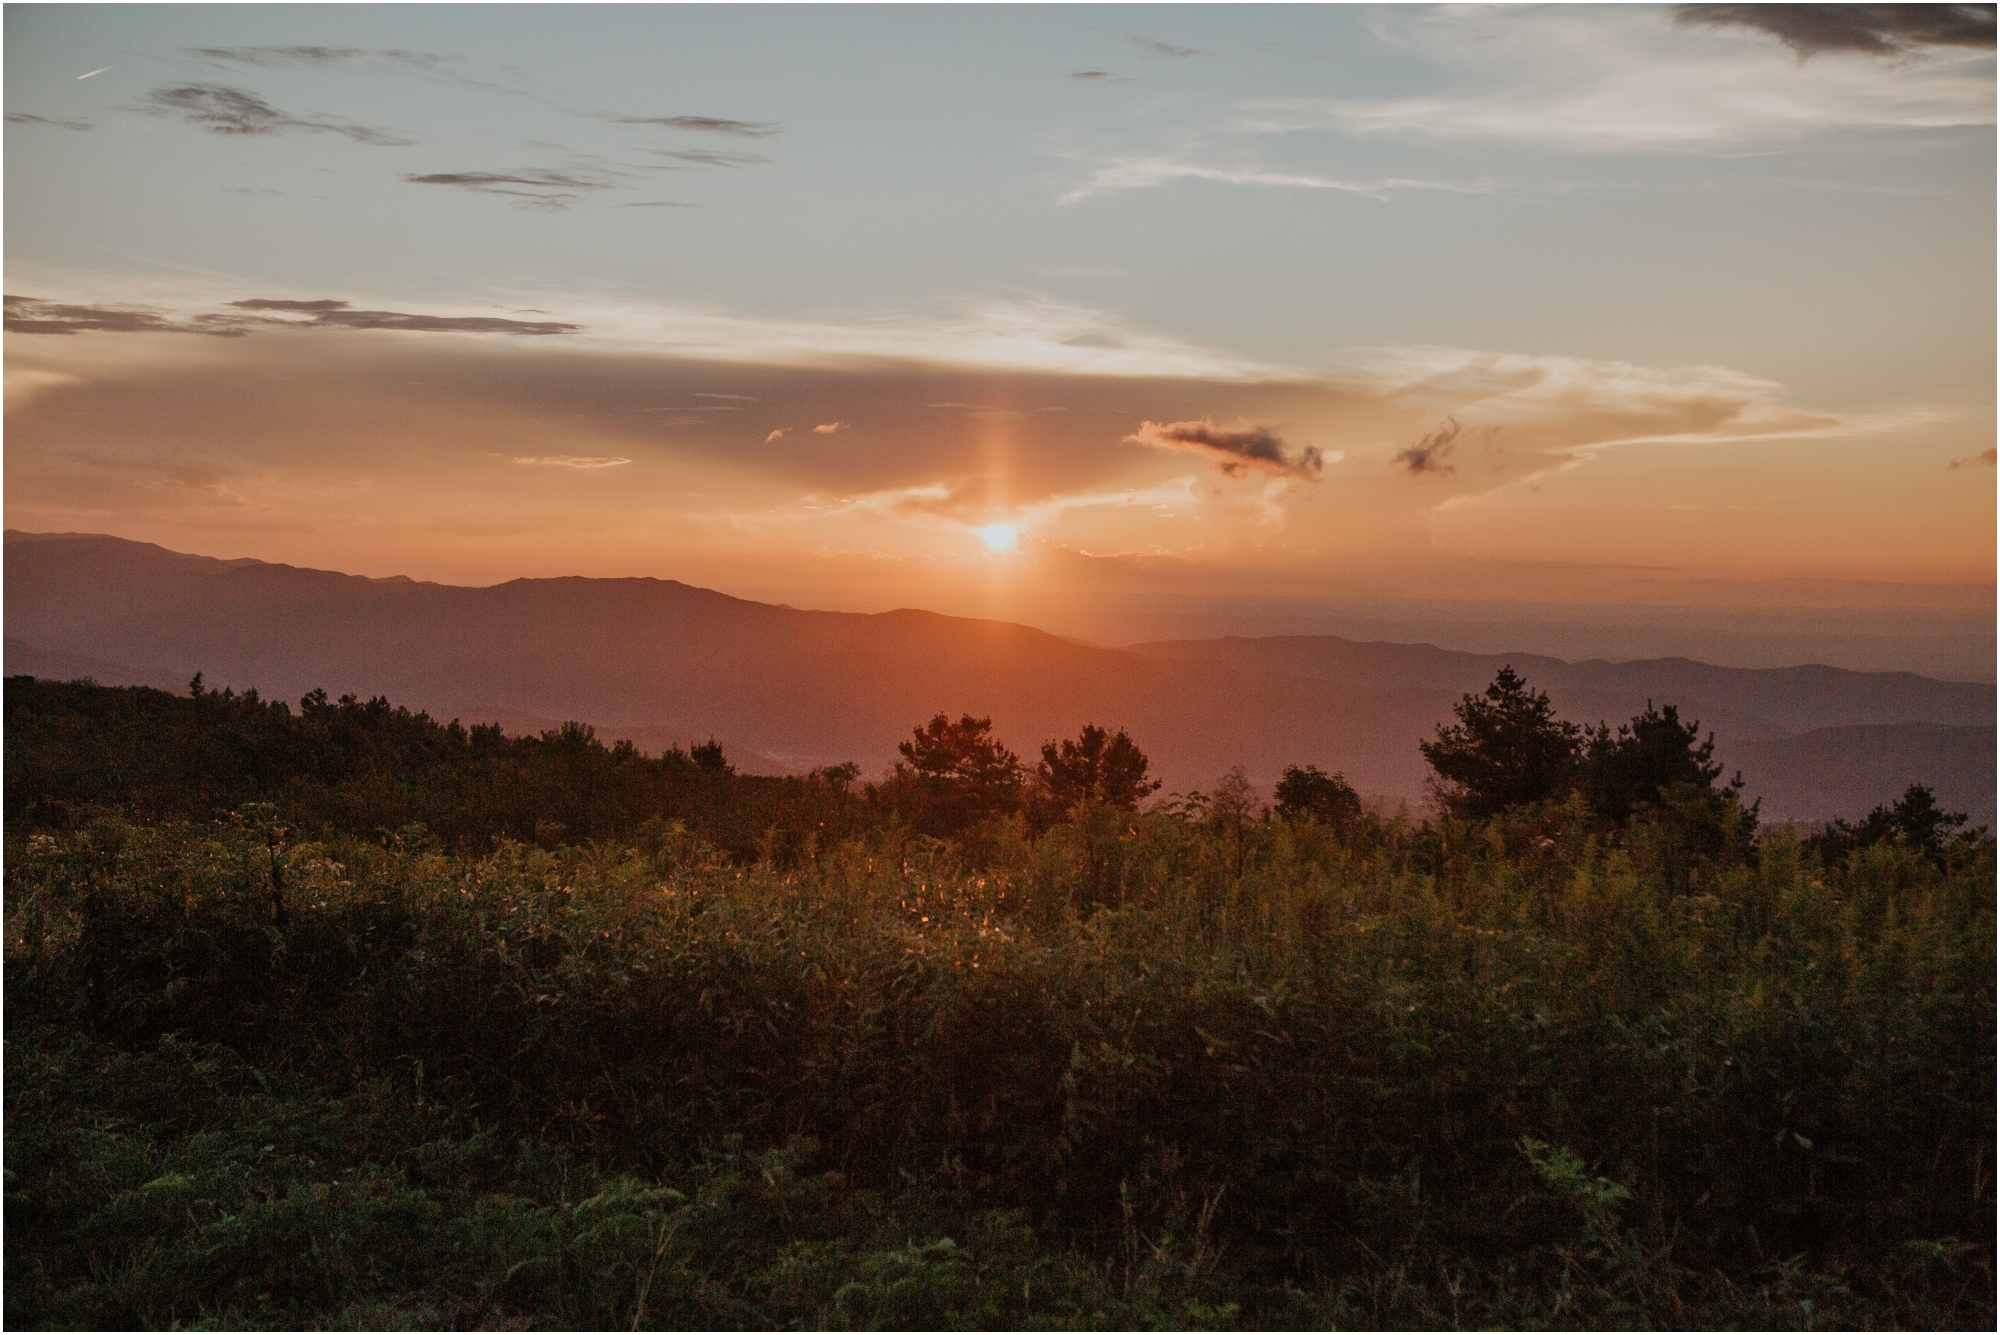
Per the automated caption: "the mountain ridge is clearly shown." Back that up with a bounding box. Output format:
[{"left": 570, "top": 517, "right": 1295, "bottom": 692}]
[{"left": 7, "top": 530, "right": 1991, "bottom": 823}]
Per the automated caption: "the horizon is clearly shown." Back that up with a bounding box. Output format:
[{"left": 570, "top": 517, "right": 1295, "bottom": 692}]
[{"left": 9, "top": 524, "right": 1996, "bottom": 684}]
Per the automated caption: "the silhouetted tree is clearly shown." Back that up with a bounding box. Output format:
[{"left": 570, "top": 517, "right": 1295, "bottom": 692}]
[
  {"left": 1420, "top": 666, "right": 1581, "bottom": 819},
  {"left": 1817, "top": 783, "right": 1975, "bottom": 865},
  {"left": 1577, "top": 701, "right": 1735, "bottom": 823},
  {"left": 1273, "top": 764, "right": 1363, "bottom": 828},
  {"left": 691, "top": 737, "right": 733, "bottom": 776},
  {"left": 1029, "top": 723, "right": 1160, "bottom": 831},
  {"left": 872, "top": 713, "right": 1023, "bottom": 835}
]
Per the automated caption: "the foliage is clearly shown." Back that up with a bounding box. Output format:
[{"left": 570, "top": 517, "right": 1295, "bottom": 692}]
[
  {"left": 1272, "top": 764, "right": 1362, "bottom": 829},
  {"left": 1420, "top": 665, "right": 1583, "bottom": 818},
  {"left": 1816, "top": 782, "right": 1982, "bottom": 866},
  {"left": 6, "top": 675, "right": 1994, "bottom": 1329},
  {"left": 4, "top": 675, "right": 869, "bottom": 865},
  {"left": 1028, "top": 723, "right": 1162, "bottom": 833},
  {"left": 870, "top": 713, "right": 1025, "bottom": 838},
  {"left": 1577, "top": 700, "right": 1739, "bottom": 824}
]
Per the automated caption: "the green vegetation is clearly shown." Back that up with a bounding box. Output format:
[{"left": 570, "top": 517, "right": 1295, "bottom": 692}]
[{"left": 6, "top": 673, "right": 1994, "bottom": 1329}]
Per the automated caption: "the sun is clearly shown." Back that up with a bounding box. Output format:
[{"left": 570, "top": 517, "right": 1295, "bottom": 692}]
[{"left": 980, "top": 523, "right": 1018, "bottom": 551}]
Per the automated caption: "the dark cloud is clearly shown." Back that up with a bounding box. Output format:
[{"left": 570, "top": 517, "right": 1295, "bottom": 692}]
[
  {"left": 227, "top": 299, "right": 581, "bottom": 335},
  {"left": 1126, "top": 417, "right": 1323, "bottom": 478},
  {"left": 139, "top": 84, "right": 413, "bottom": 145},
  {"left": 1129, "top": 35, "right": 1204, "bottom": 58},
  {"left": 1947, "top": 447, "right": 1998, "bottom": 469},
  {"left": 602, "top": 114, "right": 780, "bottom": 136},
  {"left": 1069, "top": 68, "right": 1115, "bottom": 79},
  {"left": 0, "top": 294, "right": 580, "bottom": 338},
  {"left": 402, "top": 168, "right": 614, "bottom": 209},
  {"left": 1675, "top": 4, "right": 1997, "bottom": 56},
  {"left": 1394, "top": 418, "right": 1461, "bottom": 476},
  {"left": 646, "top": 147, "right": 769, "bottom": 167},
  {"left": 5, "top": 295, "right": 255, "bottom": 337},
  {"left": 7, "top": 112, "right": 92, "bottom": 130}
]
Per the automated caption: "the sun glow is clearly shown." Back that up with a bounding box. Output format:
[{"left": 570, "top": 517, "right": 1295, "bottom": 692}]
[{"left": 980, "top": 523, "right": 1018, "bottom": 550}]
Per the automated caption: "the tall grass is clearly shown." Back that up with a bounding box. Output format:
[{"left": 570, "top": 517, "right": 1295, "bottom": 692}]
[{"left": 7, "top": 800, "right": 1993, "bottom": 1328}]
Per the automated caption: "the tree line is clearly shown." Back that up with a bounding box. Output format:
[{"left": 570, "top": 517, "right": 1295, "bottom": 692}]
[{"left": 7, "top": 666, "right": 1973, "bottom": 871}]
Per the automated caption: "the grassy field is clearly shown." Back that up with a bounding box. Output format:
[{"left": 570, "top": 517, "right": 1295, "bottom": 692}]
[{"left": 5, "top": 678, "right": 1994, "bottom": 1328}]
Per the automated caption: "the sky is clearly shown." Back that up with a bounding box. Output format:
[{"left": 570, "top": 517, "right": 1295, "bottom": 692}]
[{"left": 5, "top": 3, "right": 1995, "bottom": 650}]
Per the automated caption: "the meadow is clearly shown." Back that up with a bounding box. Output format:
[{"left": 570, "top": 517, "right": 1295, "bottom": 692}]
[{"left": 5, "top": 676, "right": 1993, "bottom": 1329}]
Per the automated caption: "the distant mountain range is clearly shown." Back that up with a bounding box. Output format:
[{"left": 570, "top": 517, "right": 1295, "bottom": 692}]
[{"left": 7, "top": 530, "right": 1993, "bottom": 825}]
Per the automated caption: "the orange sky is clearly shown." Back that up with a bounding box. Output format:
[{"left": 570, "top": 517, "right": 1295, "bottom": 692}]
[{"left": 5, "top": 4, "right": 1993, "bottom": 631}]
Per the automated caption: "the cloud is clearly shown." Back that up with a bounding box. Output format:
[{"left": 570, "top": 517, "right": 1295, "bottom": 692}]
[
  {"left": 402, "top": 168, "right": 616, "bottom": 209},
  {"left": 813, "top": 422, "right": 847, "bottom": 434},
  {"left": 1947, "top": 447, "right": 1997, "bottom": 469},
  {"left": 765, "top": 429, "right": 790, "bottom": 443},
  {"left": 186, "top": 45, "right": 786, "bottom": 144},
  {"left": 698, "top": 392, "right": 757, "bottom": 401},
  {"left": 139, "top": 84, "right": 413, "bottom": 145},
  {"left": 1126, "top": 417, "right": 1324, "bottom": 478},
  {"left": 227, "top": 298, "right": 582, "bottom": 335},
  {"left": 1338, "top": 343, "right": 1922, "bottom": 505},
  {"left": 1246, "top": 6, "right": 1995, "bottom": 150},
  {"left": 1394, "top": 418, "right": 1461, "bottom": 476},
  {"left": 512, "top": 455, "right": 632, "bottom": 469},
  {"left": 9, "top": 286, "right": 1288, "bottom": 380},
  {"left": 646, "top": 147, "right": 769, "bottom": 167},
  {"left": 617, "top": 200, "right": 697, "bottom": 208},
  {"left": 1059, "top": 157, "right": 1495, "bottom": 204},
  {"left": 6, "top": 113, "right": 91, "bottom": 130},
  {"left": 803, "top": 474, "right": 1204, "bottom": 532},
  {"left": 1069, "top": 69, "right": 1116, "bottom": 79},
  {"left": 4, "top": 294, "right": 581, "bottom": 338},
  {"left": 185, "top": 45, "right": 527, "bottom": 97},
  {"left": 1130, "top": 35, "right": 1203, "bottom": 58},
  {"left": 602, "top": 114, "right": 780, "bottom": 136},
  {"left": 1674, "top": 4, "right": 1997, "bottom": 57},
  {"left": 4, "top": 295, "right": 256, "bottom": 337}
]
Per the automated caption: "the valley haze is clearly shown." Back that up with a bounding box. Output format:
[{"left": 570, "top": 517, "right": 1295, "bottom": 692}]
[{"left": 9, "top": 529, "right": 1992, "bottom": 827}]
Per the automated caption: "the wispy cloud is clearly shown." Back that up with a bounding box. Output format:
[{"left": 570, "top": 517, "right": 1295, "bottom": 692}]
[
  {"left": 512, "top": 454, "right": 632, "bottom": 469},
  {"left": 1947, "top": 447, "right": 1997, "bottom": 470},
  {"left": 813, "top": 421, "right": 847, "bottom": 434},
  {"left": 187, "top": 44, "right": 783, "bottom": 146},
  {"left": 139, "top": 84, "right": 413, "bottom": 145},
  {"left": 1245, "top": 6, "right": 1995, "bottom": 150},
  {"left": 646, "top": 147, "right": 769, "bottom": 167},
  {"left": 1393, "top": 418, "right": 1462, "bottom": 476},
  {"left": 599, "top": 114, "right": 780, "bottom": 136},
  {"left": 793, "top": 474, "right": 1203, "bottom": 533},
  {"left": 1129, "top": 35, "right": 1203, "bottom": 59},
  {"left": 1070, "top": 68, "right": 1116, "bottom": 80},
  {"left": 402, "top": 168, "right": 616, "bottom": 209},
  {"left": 765, "top": 429, "right": 790, "bottom": 443},
  {"left": 3, "top": 294, "right": 581, "bottom": 338},
  {"left": 1340, "top": 342, "right": 1928, "bottom": 506},
  {"left": 1126, "top": 417, "right": 1324, "bottom": 479},
  {"left": 7, "top": 112, "right": 92, "bottom": 131},
  {"left": 186, "top": 45, "right": 527, "bottom": 98},
  {"left": 4, "top": 295, "right": 254, "bottom": 337},
  {"left": 228, "top": 298, "right": 581, "bottom": 335},
  {"left": 1059, "top": 156, "right": 1495, "bottom": 205}
]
